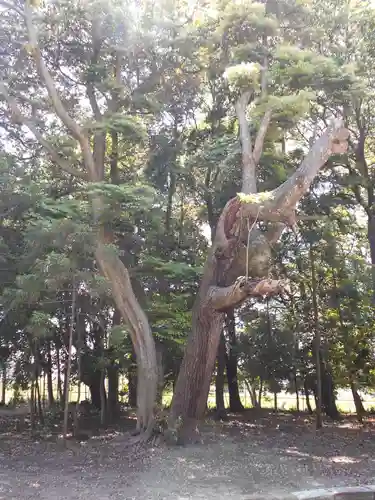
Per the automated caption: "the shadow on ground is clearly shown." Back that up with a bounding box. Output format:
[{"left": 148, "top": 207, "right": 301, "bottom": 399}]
[{"left": 0, "top": 411, "right": 374, "bottom": 499}]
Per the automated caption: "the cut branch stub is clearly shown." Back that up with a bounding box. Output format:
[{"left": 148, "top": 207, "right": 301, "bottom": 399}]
[{"left": 209, "top": 277, "right": 284, "bottom": 312}]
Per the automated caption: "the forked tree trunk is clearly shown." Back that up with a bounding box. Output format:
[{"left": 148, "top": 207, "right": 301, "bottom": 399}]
[{"left": 169, "top": 113, "right": 348, "bottom": 443}]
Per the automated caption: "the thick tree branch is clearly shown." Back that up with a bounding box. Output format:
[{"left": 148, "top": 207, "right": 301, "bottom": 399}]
[
  {"left": 235, "top": 92, "right": 257, "bottom": 194},
  {"left": 209, "top": 277, "right": 283, "bottom": 312},
  {"left": 271, "top": 119, "right": 349, "bottom": 212},
  {"left": 235, "top": 91, "right": 272, "bottom": 194},
  {"left": 24, "top": 3, "right": 98, "bottom": 180},
  {"left": 0, "top": 82, "right": 87, "bottom": 180},
  {"left": 253, "top": 109, "right": 272, "bottom": 165}
]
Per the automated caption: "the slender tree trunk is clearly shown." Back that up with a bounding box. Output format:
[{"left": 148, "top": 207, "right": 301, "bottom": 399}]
[
  {"left": 73, "top": 323, "right": 82, "bottom": 435},
  {"left": 258, "top": 379, "right": 263, "bottom": 409},
  {"left": 56, "top": 345, "right": 63, "bottom": 403},
  {"left": 305, "top": 391, "right": 313, "bottom": 414},
  {"left": 128, "top": 350, "right": 137, "bottom": 407},
  {"left": 165, "top": 172, "right": 176, "bottom": 234},
  {"left": 367, "top": 213, "right": 375, "bottom": 301},
  {"left": 30, "top": 382, "right": 36, "bottom": 431},
  {"left": 225, "top": 310, "right": 244, "bottom": 412},
  {"left": 295, "top": 373, "right": 300, "bottom": 412},
  {"left": 107, "top": 362, "right": 119, "bottom": 421},
  {"left": 1, "top": 364, "right": 6, "bottom": 405},
  {"left": 310, "top": 246, "right": 323, "bottom": 429},
  {"left": 63, "top": 283, "right": 76, "bottom": 441},
  {"left": 350, "top": 379, "right": 365, "bottom": 423},
  {"left": 274, "top": 392, "right": 278, "bottom": 412},
  {"left": 108, "top": 309, "right": 121, "bottom": 421},
  {"left": 36, "top": 377, "right": 44, "bottom": 425},
  {"left": 100, "top": 368, "right": 106, "bottom": 426},
  {"left": 215, "top": 332, "right": 226, "bottom": 418},
  {"left": 46, "top": 342, "right": 54, "bottom": 406},
  {"left": 244, "top": 379, "right": 259, "bottom": 408},
  {"left": 42, "top": 372, "right": 46, "bottom": 409}
]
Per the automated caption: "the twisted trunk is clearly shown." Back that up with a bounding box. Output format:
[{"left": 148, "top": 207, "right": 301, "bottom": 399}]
[
  {"left": 95, "top": 239, "right": 157, "bottom": 433},
  {"left": 169, "top": 116, "right": 348, "bottom": 443},
  {"left": 0, "top": 6, "right": 158, "bottom": 437}
]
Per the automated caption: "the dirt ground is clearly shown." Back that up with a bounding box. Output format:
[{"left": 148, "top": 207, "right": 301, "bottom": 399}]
[{"left": 0, "top": 411, "right": 375, "bottom": 500}]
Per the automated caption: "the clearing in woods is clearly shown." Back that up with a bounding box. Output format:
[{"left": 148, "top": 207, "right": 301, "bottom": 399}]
[{"left": 0, "top": 411, "right": 374, "bottom": 500}]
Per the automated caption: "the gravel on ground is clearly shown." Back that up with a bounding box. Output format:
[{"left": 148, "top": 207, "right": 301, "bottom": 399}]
[{"left": 0, "top": 413, "right": 374, "bottom": 499}]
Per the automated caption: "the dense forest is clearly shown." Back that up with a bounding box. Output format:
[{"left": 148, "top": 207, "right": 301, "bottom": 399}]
[{"left": 0, "top": 0, "right": 374, "bottom": 445}]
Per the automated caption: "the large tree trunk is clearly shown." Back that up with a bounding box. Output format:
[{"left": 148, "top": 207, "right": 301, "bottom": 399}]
[
  {"left": 88, "top": 371, "right": 102, "bottom": 410},
  {"left": 169, "top": 116, "right": 348, "bottom": 443},
  {"left": 215, "top": 331, "right": 226, "bottom": 419},
  {"left": 225, "top": 310, "right": 244, "bottom": 412},
  {"left": 321, "top": 367, "right": 340, "bottom": 420},
  {"left": 95, "top": 236, "right": 157, "bottom": 435},
  {"left": 7, "top": 8, "right": 159, "bottom": 438}
]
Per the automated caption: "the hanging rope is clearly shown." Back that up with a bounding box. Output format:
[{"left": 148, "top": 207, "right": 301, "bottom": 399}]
[{"left": 245, "top": 206, "right": 261, "bottom": 280}]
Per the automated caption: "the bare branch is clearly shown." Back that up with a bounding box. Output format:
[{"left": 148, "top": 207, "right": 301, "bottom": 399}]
[
  {"left": 209, "top": 277, "right": 283, "bottom": 312},
  {"left": 252, "top": 108, "right": 272, "bottom": 165},
  {"left": 235, "top": 91, "right": 257, "bottom": 194},
  {"left": 24, "top": 3, "right": 97, "bottom": 180},
  {"left": 0, "top": 82, "right": 87, "bottom": 180}
]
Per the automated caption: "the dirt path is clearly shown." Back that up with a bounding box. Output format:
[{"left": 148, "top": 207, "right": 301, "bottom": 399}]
[{"left": 0, "top": 416, "right": 375, "bottom": 499}]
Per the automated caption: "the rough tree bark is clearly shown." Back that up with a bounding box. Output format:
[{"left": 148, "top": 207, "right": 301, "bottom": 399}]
[
  {"left": 169, "top": 86, "right": 349, "bottom": 442},
  {"left": 0, "top": 4, "right": 158, "bottom": 437}
]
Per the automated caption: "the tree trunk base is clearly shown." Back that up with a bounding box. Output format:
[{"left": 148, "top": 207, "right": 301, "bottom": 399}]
[
  {"left": 213, "top": 408, "right": 228, "bottom": 421},
  {"left": 176, "top": 418, "right": 203, "bottom": 446}
]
